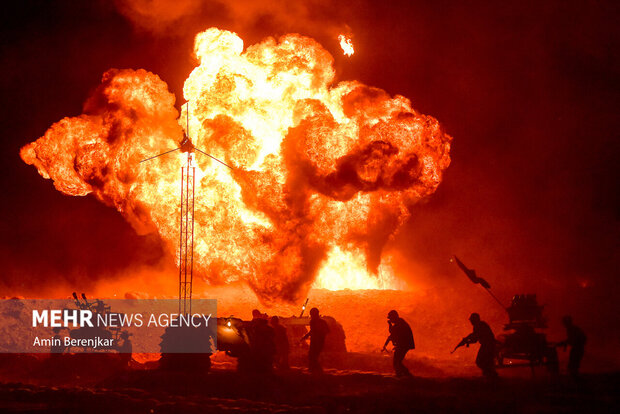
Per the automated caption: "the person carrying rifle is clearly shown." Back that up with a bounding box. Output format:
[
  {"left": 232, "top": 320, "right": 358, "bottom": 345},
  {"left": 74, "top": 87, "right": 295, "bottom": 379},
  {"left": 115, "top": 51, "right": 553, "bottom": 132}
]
[
  {"left": 300, "top": 307, "right": 329, "bottom": 374},
  {"left": 453, "top": 313, "right": 498, "bottom": 379},
  {"left": 556, "top": 315, "right": 586, "bottom": 379},
  {"left": 116, "top": 330, "right": 133, "bottom": 368},
  {"left": 382, "top": 310, "right": 415, "bottom": 377}
]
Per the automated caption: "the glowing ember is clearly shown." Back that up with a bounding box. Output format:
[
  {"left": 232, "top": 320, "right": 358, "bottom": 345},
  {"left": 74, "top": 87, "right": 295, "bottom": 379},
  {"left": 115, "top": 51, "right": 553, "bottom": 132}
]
[
  {"left": 20, "top": 28, "right": 451, "bottom": 303},
  {"left": 338, "top": 34, "right": 354, "bottom": 56}
]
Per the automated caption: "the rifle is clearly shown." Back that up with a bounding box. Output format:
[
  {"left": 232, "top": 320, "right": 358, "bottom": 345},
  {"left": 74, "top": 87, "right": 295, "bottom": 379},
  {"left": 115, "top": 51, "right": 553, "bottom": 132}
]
[
  {"left": 299, "top": 298, "right": 309, "bottom": 317},
  {"left": 451, "top": 337, "right": 471, "bottom": 354}
]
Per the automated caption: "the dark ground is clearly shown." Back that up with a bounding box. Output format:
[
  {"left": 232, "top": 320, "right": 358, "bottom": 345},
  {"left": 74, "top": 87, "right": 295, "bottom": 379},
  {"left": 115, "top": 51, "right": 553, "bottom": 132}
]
[{"left": 0, "top": 355, "right": 618, "bottom": 413}]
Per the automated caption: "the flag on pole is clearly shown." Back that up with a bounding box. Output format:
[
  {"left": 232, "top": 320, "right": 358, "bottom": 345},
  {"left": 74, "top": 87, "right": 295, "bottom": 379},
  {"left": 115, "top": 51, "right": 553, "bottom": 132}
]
[{"left": 453, "top": 255, "right": 491, "bottom": 289}]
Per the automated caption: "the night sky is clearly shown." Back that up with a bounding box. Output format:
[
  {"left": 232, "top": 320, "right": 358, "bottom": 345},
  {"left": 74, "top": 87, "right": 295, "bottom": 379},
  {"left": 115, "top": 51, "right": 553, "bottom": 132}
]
[{"left": 1, "top": 0, "right": 618, "bottom": 357}]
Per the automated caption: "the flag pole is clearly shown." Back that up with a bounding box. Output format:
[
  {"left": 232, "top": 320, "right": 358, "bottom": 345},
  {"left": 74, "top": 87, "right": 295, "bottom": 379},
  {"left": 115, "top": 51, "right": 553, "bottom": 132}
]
[{"left": 483, "top": 286, "right": 507, "bottom": 310}]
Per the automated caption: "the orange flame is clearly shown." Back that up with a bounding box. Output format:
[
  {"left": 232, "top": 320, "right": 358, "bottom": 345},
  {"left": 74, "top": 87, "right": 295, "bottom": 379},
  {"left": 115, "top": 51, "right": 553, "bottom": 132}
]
[
  {"left": 20, "top": 28, "right": 451, "bottom": 303},
  {"left": 338, "top": 34, "right": 354, "bottom": 56}
]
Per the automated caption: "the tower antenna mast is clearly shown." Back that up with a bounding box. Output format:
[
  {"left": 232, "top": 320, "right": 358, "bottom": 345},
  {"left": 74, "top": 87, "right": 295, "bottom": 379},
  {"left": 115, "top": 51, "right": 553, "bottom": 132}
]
[{"left": 140, "top": 101, "right": 233, "bottom": 314}]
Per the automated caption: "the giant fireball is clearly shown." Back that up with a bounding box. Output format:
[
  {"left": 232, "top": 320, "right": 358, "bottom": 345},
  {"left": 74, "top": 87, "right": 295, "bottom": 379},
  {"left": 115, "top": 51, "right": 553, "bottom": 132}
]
[{"left": 20, "top": 28, "right": 452, "bottom": 304}]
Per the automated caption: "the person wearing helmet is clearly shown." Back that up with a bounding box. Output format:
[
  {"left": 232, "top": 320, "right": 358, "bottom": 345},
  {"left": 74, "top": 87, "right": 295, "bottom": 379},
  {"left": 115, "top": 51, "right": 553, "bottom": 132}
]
[
  {"left": 382, "top": 310, "right": 415, "bottom": 377},
  {"left": 116, "top": 330, "right": 133, "bottom": 368},
  {"left": 49, "top": 327, "right": 66, "bottom": 357},
  {"left": 557, "top": 315, "right": 586, "bottom": 379},
  {"left": 461, "top": 313, "right": 498, "bottom": 379},
  {"left": 249, "top": 309, "right": 276, "bottom": 373},
  {"left": 300, "top": 307, "right": 330, "bottom": 374}
]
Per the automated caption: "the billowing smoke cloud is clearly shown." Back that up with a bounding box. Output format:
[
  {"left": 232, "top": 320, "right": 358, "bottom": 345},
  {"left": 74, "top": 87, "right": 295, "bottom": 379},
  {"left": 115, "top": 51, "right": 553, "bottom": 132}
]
[
  {"left": 114, "top": 0, "right": 208, "bottom": 33},
  {"left": 114, "top": 0, "right": 353, "bottom": 37},
  {"left": 21, "top": 28, "right": 451, "bottom": 303}
]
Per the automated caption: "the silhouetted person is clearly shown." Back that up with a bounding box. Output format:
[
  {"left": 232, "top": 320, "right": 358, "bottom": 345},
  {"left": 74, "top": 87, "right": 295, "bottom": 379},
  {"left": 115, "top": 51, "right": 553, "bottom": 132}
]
[
  {"left": 270, "top": 316, "right": 289, "bottom": 371},
  {"left": 382, "top": 310, "right": 415, "bottom": 377},
  {"left": 301, "top": 307, "right": 329, "bottom": 374},
  {"left": 50, "top": 327, "right": 65, "bottom": 356},
  {"left": 116, "top": 331, "right": 133, "bottom": 368},
  {"left": 462, "top": 313, "right": 498, "bottom": 379},
  {"left": 557, "top": 315, "right": 586, "bottom": 379},
  {"left": 250, "top": 309, "right": 276, "bottom": 372}
]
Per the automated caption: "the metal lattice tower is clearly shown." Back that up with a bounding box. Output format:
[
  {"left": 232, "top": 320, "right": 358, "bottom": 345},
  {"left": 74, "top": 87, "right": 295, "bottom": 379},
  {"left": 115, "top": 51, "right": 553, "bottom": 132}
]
[
  {"left": 139, "top": 101, "right": 234, "bottom": 316},
  {"left": 179, "top": 152, "right": 195, "bottom": 315}
]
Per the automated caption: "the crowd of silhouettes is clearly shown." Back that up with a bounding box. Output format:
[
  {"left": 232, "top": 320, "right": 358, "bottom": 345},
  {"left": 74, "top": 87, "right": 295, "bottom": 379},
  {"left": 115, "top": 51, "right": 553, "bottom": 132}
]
[
  {"left": 244, "top": 307, "right": 330, "bottom": 374},
  {"left": 46, "top": 304, "right": 586, "bottom": 380}
]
